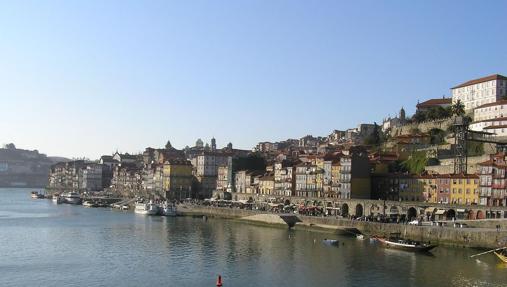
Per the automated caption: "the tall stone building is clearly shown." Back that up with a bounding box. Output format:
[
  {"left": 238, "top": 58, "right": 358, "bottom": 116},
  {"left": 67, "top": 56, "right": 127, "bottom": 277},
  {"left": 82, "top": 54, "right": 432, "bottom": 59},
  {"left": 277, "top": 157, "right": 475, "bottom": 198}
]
[{"left": 451, "top": 74, "right": 507, "bottom": 111}]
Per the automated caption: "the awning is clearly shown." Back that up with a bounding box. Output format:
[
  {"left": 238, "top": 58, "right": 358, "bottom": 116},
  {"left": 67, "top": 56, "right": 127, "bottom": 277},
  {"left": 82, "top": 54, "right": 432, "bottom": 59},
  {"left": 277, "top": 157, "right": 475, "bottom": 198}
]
[
  {"left": 435, "top": 209, "right": 446, "bottom": 215},
  {"left": 457, "top": 209, "right": 466, "bottom": 213},
  {"left": 424, "top": 207, "right": 436, "bottom": 214}
]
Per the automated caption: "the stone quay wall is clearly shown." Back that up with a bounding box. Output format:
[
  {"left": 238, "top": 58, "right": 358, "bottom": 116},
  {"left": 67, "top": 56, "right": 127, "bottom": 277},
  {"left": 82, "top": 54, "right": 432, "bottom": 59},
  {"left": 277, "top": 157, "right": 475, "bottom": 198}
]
[{"left": 178, "top": 205, "right": 507, "bottom": 249}]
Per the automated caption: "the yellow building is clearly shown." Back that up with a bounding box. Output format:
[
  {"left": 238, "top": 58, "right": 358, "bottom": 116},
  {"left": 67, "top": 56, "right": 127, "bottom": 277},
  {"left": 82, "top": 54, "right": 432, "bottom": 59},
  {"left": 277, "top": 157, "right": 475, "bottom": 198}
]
[
  {"left": 259, "top": 176, "right": 275, "bottom": 195},
  {"left": 163, "top": 159, "right": 194, "bottom": 200},
  {"left": 330, "top": 160, "right": 341, "bottom": 197},
  {"left": 417, "top": 175, "right": 438, "bottom": 203},
  {"left": 450, "top": 174, "right": 479, "bottom": 205}
]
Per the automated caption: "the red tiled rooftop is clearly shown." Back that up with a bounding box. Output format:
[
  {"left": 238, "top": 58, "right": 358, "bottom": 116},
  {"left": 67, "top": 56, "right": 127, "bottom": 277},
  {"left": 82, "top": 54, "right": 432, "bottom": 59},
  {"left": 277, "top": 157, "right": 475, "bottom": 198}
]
[
  {"left": 452, "top": 74, "right": 507, "bottom": 89},
  {"left": 416, "top": 98, "right": 452, "bottom": 108}
]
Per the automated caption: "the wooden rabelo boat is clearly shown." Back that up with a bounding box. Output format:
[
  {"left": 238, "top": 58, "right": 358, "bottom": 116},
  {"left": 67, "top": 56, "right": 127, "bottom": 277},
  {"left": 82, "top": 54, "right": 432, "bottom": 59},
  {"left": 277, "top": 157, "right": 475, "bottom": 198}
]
[{"left": 376, "top": 233, "right": 437, "bottom": 252}]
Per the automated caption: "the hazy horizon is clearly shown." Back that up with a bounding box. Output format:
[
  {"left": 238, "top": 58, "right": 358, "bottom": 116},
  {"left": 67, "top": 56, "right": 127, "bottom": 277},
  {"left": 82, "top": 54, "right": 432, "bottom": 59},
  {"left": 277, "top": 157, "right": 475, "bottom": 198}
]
[{"left": 1, "top": 1, "right": 506, "bottom": 159}]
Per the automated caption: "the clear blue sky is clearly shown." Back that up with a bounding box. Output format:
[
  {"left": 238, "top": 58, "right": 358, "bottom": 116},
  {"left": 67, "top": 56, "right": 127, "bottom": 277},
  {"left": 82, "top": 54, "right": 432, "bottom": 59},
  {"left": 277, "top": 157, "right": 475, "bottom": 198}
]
[{"left": 1, "top": 0, "right": 506, "bottom": 159}]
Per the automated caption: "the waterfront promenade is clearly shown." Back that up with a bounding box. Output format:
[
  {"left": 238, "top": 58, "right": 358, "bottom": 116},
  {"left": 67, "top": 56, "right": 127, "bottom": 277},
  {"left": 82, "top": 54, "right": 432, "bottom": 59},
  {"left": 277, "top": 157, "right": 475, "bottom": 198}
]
[{"left": 178, "top": 204, "right": 507, "bottom": 249}]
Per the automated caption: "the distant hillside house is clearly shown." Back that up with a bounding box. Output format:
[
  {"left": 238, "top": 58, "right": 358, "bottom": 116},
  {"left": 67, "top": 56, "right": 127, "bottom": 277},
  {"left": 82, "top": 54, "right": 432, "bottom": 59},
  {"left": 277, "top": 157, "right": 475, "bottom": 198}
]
[{"left": 451, "top": 74, "right": 507, "bottom": 111}]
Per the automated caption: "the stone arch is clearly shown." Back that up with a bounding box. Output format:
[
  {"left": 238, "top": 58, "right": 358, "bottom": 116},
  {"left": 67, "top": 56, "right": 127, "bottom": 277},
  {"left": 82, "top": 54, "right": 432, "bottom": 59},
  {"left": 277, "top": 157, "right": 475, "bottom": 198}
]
[
  {"left": 468, "top": 210, "right": 476, "bottom": 220},
  {"left": 341, "top": 203, "right": 349, "bottom": 217},
  {"left": 446, "top": 209, "right": 456, "bottom": 220},
  {"left": 355, "top": 204, "right": 364, "bottom": 217},
  {"left": 407, "top": 207, "right": 417, "bottom": 220},
  {"left": 369, "top": 204, "right": 378, "bottom": 216}
]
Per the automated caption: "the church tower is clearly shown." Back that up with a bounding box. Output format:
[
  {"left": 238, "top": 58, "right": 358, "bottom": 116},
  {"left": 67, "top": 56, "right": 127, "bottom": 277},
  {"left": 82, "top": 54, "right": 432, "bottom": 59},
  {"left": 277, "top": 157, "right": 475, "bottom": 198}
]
[
  {"left": 400, "top": 107, "right": 406, "bottom": 121},
  {"left": 211, "top": 137, "right": 217, "bottom": 151}
]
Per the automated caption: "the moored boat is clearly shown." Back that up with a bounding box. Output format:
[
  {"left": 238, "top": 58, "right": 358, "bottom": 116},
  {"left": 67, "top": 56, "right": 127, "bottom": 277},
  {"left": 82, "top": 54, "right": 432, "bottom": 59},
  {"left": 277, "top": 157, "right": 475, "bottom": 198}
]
[
  {"left": 83, "top": 201, "right": 97, "bottom": 208},
  {"left": 161, "top": 202, "right": 177, "bottom": 216},
  {"left": 31, "top": 191, "right": 44, "bottom": 199},
  {"left": 52, "top": 194, "right": 63, "bottom": 204},
  {"left": 63, "top": 192, "right": 82, "bottom": 205},
  {"left": 376, "top": 234, "right": 437, "bottom": 252},
  {"left": 134, "top": 201, "right": 159, "bottom": 215},
  {"left": 322, "top": 239, "right": 339, "bottom": 246},
  {"left": 356, "top": 234, "right": 365, "bottom": 240},
  {"left": 494, "top": 250, "right": 507, "bottom": 263}
]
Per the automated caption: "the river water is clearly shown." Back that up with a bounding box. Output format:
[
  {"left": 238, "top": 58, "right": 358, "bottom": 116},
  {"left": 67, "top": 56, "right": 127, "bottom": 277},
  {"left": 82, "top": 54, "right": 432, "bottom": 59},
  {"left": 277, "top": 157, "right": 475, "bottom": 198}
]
[{"left": 0, "top": 188, "right": 505, "bottom": 287}]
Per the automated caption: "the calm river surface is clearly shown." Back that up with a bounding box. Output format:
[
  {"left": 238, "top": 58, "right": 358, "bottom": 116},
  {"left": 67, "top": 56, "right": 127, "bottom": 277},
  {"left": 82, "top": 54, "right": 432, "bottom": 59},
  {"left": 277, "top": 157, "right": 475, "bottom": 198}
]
[{"left": 0, "top": 188, "right": 506, "bottom": 287}]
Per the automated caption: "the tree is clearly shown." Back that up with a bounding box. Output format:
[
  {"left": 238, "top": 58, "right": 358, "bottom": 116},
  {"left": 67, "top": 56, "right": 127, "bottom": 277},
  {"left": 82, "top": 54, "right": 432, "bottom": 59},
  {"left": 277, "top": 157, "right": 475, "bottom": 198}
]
[
  {"left": 451, "top": 100, "right": 465, "bottom": 116},
  {"left": 365, "top": 122, "right": 381, "bottom": 146},
  {"left": 232, "top": 154, "right": 266, "bottom": 172},
  {"left": 429, "top": 128, "right": 446, "bottom": 145},
  {"left": 3, "top": 143, "right": 16, "bottom": 149},
  {"left": 412, "top": 110, "right": 427, "bottom": 123},
  {"left": 401, "top": 151, "right": 428, "bottom": 174}
]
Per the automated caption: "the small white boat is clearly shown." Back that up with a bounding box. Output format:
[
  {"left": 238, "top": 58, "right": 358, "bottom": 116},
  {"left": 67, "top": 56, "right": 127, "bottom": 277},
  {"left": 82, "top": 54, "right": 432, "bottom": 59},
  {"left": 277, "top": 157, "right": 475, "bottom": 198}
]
[
  {"left": 31, "top": 191, "right": 44, "bottom": 199},
  {"left": 356, "top": 234, "right": 365, "bottom": 240},
  {"left": 161, "top": 202, "right": 177, "bottom": 216},
  {"left": 82, "top": 201, "right": 96, "bottom": 207},
  {"left": 52, "top": 194, "right": 63, "bottom": 204},
  {"left": 63, "top": 192, "right": 82, "bottom": 205},
  {"left": 134, "top": 201, "right": 159, "bottom": 215},
  {"left": 121, "top": 205, "right": 129, "bottom": 211},
  {"left": 322, "top": 239, "right": 339, "bottom": 246}
]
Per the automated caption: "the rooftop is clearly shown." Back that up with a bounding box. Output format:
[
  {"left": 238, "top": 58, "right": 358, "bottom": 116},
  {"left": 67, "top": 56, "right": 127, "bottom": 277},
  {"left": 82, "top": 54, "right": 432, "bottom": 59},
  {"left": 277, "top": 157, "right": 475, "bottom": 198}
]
[
  {"left": 416, "top": 98, "right": 452, "bottom": 108},
  {"left": 452, "top": 74, "right": 507, "bottom": 89}
]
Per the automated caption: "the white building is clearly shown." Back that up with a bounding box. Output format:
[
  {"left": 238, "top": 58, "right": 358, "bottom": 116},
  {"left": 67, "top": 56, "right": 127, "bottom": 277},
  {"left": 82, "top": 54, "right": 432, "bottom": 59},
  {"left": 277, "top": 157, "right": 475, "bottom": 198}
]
[
  {"left": 81, "top": 164, "right": 103, "bottom": 191},
  {"left": 451, "top": 74, "right": 507, "bottom": 111},
  {"left": 470, "top": 100, "right": 507, "bottom": 137},
  {"left": 191, "top": 152, "right": 232, "bottom": 197},
  {"left": 473, "top": 100, "right": 507, "bottom": 122}
]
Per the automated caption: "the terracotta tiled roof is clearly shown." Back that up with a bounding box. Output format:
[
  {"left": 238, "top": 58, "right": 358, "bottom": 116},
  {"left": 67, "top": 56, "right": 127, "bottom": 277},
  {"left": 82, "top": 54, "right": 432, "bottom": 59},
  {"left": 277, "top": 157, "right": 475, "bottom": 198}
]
[
  {"left": 474, "top": 100, "right": 507, "bottom": 110},
  {"left": 452, "top": 74, "right": 507, "bottom": 89},
  {"left": 416, "top": 98, "right": 452, "bottom": 108}
]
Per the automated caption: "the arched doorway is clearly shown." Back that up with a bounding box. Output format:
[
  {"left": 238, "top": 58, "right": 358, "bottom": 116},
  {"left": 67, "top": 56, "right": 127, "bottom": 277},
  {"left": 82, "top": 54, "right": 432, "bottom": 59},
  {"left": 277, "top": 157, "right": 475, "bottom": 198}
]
[
  {"left": 355, "top": 204, "right": 363, "bottom": 218},
  {"left": 341, "top": 203, "right": 349, "bottom": 217},
  {"left": 476, "top": 210, "right": 484, "bottom": 219},
  {"left": 407, "top": 207, "right": 417, "bottom": 220},
  {"left": 369, "top": 204, "right": 378, "bottom": 216},
  {"left": 284, "top": 199, "right": 290, "bottom": 206},
  {"left": 446, "top": 209, "right": 456, "bottom": 220},
  {"left": 326, "top": 202, "right": 333, "bottom": 216}
]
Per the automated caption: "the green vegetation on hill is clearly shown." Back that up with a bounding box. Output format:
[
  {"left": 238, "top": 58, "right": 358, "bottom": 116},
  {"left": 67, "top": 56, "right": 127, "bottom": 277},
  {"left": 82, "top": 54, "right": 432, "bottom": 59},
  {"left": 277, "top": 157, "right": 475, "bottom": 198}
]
[
  {"left": 401, "top": 151, "right": 428, "bottom": 174},
  {"left": 411, "top": 106, "right": 452, "bottom": 123},
  {"left": 232, "top": 153, "right": 266, "bottom": 172}
]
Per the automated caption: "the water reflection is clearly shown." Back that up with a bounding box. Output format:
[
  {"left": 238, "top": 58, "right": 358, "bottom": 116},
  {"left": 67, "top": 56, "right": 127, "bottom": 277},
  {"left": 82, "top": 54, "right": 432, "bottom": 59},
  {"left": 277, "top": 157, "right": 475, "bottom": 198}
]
[{"left": 0, "top": 188, "right": 506, "bottom": 287}]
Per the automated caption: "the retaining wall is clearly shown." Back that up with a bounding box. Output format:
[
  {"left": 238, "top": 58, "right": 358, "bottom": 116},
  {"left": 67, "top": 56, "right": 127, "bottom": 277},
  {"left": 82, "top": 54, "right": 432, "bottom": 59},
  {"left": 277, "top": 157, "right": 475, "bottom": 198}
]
[{"left": 179, "top": 205, "right": 507, "bottom": 248}]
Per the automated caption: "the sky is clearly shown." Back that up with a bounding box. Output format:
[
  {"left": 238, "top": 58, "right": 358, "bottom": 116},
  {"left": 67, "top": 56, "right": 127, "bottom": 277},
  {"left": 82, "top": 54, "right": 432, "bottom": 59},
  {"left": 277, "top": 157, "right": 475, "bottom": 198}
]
[{"left": 1, "top": 0, "right": 506, "bottom": 159}]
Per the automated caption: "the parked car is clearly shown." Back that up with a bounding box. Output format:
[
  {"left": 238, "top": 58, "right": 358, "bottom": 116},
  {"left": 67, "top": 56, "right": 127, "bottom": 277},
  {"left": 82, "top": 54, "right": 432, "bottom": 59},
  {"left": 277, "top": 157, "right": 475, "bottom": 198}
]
[{"left": 408, "top": 220, "right": 420, "bottom": 225}]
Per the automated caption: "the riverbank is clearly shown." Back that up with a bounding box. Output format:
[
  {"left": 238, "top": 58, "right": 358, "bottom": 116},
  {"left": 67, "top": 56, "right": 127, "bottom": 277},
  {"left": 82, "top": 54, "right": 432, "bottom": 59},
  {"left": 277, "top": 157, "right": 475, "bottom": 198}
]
[{"left": 178, "top": 205, "right": 507, "bottom": 249}]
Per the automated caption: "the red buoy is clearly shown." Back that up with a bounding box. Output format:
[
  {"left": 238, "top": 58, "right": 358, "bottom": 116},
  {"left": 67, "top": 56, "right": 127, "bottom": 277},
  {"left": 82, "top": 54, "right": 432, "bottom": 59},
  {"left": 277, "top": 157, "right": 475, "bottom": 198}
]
[{"left": 216, "top": 275, "right": 223, "bottom": 287}]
